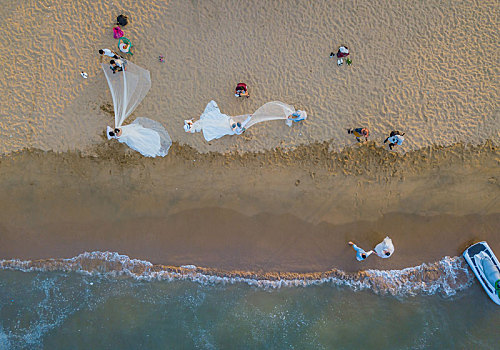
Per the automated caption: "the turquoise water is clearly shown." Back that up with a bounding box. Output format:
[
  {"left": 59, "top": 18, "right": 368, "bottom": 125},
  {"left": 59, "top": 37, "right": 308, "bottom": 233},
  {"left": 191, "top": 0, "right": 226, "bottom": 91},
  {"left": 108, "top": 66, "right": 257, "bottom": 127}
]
[{"left": 1, "top": 269, "right": 499, "bottom": 349}]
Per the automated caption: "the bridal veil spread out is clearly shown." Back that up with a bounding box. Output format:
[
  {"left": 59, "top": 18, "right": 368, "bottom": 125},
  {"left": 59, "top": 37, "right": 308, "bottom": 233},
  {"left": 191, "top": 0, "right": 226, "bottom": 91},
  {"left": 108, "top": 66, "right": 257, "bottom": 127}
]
[{"left": 102, "top": 61, "right": 172, "bottom": 157}]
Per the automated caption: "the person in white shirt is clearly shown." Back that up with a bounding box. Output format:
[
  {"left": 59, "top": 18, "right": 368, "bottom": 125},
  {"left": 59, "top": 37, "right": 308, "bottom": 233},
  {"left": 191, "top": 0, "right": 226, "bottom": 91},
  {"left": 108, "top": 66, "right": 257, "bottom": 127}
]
[
  {"left": 374, "top": 237, "right": 395, "bottom": 258},
  {"left": 348, "top": 241, "right": 373, "bottom": 261},
  {"left": 99, "top": 49, "right": 119, "bottom": 59}
]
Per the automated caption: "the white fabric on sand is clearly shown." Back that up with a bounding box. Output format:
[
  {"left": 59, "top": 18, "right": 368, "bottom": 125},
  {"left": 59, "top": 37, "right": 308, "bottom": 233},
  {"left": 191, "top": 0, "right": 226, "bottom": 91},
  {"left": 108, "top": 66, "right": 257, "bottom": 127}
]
[
  {"left": 188, "top": 101, "right": 234, "bottom": 141},
  {"left": 188, "top": 100, "right": 307, "bottom": 141},
  {"left": 107, "top": 118, "right": 172, "bottom": 158},
  {"left": 101, "top": 61, "right": 151, "bottom": 128}
]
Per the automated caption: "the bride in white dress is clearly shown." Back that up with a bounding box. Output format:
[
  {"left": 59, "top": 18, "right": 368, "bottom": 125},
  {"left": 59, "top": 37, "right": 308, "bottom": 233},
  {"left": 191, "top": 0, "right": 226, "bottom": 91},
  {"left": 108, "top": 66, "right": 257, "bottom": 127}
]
[
  {"left": 107, "top": 117, "right": 172, "bottom": 158},
  {"left": 184, "top": 101, "right": 251, "bottom": 141},
  {"left": 184, "top": 100, "right": 307, "bottom": 142},
  {"left": 101, "top": 61, "right": 172, "bottom": 158}
]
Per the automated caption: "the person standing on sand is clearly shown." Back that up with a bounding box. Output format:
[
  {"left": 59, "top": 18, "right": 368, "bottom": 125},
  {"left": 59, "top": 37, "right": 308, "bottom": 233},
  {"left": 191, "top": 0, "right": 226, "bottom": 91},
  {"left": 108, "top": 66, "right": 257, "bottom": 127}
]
[
  {"left": 330, "top": 46, "right": 349, "bottom": 66},
  {"left": 374, "top": 237, "right": 394, "bottom": 258},
  {"left": 99, "top": 49, "right": 120, "bottom": 59},
  {"left": 348, "top": 241, "right": 373, "bottom": 261},
  {"left": 384, "top": 130, "right": 405, "bottom": 150},
  {"left": 347, "top": 128, "right": 369, "bottom": 142}
]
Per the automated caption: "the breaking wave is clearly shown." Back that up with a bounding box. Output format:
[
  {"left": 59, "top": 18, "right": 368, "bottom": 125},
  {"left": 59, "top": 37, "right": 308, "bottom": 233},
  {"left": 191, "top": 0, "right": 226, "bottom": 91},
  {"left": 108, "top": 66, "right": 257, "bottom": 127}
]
[{"left": 0, "top": 251, "right": 474, "bottom": 297}]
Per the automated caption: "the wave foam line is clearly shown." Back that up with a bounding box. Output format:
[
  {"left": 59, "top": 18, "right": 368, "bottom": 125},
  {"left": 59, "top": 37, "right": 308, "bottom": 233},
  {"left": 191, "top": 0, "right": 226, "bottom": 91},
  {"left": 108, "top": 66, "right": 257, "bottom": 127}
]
[{"left": 0, "top": 251, "right": 473, "bottom": 297}]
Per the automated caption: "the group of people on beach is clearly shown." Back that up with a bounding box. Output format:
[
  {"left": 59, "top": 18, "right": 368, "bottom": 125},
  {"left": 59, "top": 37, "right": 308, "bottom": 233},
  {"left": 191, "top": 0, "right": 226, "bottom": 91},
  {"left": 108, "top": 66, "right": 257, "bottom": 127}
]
[
  {"left": 99, "top": 49, "right": 126, "bottom": 74},
  {"left": 233, "top": 44, "right": 405, "bottom": 150},
  {"left": 347, "top": 127, "right": 406, "bottom": 150},
  {"left": 94, "top": 20, "right": 405, "bottom": 154},
  {"left": 97, "top": 15, "right": 132, "bottom": 74},
  {"left": 332, "top": 45, "right": 405, "bottom": 150},
  {"left": 93, "top": 18, "right": 402, "bottom": 264}
]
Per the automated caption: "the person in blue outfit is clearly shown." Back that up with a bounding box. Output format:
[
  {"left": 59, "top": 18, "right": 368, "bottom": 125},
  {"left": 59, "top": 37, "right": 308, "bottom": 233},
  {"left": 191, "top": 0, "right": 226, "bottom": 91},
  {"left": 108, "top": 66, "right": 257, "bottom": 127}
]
[
  {"left": 348, "top": 241, "right": 373, "bottom": 261},
  {"left": 287, "top": 111, "right": 306, "bottom": 123},
  {"left": 384, "top": 130, "right": 405, "bottom": 150}
]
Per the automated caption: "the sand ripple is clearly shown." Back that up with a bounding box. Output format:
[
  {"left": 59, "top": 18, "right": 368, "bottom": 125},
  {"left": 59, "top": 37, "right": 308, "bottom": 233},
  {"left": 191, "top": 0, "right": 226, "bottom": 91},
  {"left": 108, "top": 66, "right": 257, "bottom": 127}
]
[{"left": 0, "top": 0, "right": 498, "bottom": 155}]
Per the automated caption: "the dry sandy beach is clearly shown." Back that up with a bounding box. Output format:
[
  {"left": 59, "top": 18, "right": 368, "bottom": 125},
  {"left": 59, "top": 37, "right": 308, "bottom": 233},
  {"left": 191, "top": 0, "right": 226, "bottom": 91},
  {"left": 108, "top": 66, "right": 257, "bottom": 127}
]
[
  {"left": 0, "top": 0, "right": 498, "bottom": 154},
  {"left": 0, "top": 0, "right": 499, "bottom": 278}
]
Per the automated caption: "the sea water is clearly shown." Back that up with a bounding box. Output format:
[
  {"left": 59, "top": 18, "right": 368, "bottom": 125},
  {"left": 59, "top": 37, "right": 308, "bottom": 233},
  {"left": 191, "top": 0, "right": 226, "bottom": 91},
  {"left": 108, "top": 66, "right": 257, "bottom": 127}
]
[{"left": 1, "top": 264, "right": 499, "bottom": 349}]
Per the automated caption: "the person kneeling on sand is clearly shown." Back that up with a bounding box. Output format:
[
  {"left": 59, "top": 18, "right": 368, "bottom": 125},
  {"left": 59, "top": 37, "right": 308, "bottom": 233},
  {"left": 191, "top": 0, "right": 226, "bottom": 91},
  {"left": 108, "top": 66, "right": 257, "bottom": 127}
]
[
  {"left": 347, "top": 128, "right": 369, "bottom": 142},
  {"left": 348, "top": 241, "right": 373, "bottom": 261},
  {"left": 374, "top": 237, "right": 394, "bottom": 258},
  {"left": 288, "top": 111, "right": 306, "bottom": 123},
  {"left": 183, "top": 119, "right": 195, "bottom": 133},
  {"left": 110, "top": 59, "right": 125, "bottom": 74},
  {"left": 235, "top": 83, "right": 249, "bottom": 98},
  {"left": 107, "top": 128, "right": 122, "bottom": 138},
  {"left": 384, "top": 130, "right": 405, "bottom": 150}
]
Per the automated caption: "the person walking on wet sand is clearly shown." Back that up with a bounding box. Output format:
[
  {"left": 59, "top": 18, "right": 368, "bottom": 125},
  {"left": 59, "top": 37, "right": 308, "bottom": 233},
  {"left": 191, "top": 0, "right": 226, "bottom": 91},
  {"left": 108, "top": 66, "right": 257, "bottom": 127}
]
[
  {"left": 348, "top": 241, "right": 373, "bottom": 261},
  {"left": 384, "top": 130, "right": 405, "bottom": 150},
  {"left": 347, "top": 128, "right": 369, "bottom": 142}
]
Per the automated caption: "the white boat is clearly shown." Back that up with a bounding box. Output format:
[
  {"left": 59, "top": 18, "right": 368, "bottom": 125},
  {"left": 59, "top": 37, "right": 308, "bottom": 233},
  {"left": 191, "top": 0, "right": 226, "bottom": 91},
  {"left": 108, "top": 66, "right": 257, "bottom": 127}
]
[{"left": 463, "top": 241, "right": 500, "bottom": 305}]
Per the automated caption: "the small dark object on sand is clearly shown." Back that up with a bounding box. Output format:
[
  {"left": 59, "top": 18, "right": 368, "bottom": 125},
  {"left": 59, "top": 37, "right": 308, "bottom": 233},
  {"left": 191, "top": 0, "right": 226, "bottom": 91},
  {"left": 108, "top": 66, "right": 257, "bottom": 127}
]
[{"left": 116, "top": 14, "right": 128, "bottom": 26}]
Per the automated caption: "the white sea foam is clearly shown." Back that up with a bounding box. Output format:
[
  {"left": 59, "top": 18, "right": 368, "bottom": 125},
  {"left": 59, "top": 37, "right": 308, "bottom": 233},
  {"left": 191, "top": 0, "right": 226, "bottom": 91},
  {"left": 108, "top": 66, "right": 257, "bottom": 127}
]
[
  {"left": 0, "top": 252, "right": 474, "bottom": 297},
  {"left": 0, "top": 325, "right": 11, "bottom": 350}
]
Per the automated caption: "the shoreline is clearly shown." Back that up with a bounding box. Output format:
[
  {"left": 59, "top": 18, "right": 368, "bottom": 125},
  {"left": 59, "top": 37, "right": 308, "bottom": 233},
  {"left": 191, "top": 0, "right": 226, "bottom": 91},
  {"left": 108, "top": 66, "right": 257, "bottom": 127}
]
[
  {"left": 1, "top": 141, "right": 498, "bottom": 275},
  {"left": 1, "top": 1, "right": 499, "bottom": 347},
  {"left": 0, "top": 251, "right": 473, "bottom": 297}
]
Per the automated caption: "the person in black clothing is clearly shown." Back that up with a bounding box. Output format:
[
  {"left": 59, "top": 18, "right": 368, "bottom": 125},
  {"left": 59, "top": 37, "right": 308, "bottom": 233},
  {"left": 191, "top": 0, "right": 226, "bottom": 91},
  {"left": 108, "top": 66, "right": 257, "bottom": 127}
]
[{"left": 109, "top": 59, "right": 124, "bottom": 74}]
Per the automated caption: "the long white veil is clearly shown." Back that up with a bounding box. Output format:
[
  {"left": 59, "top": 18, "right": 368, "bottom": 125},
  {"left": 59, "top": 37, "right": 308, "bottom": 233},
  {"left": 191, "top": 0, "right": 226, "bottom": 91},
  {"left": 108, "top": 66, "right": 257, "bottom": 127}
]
[
  {"left": 101, "top": 61, "right": 151, "bottom": 128},
  {"left": 233, "top": 101, "right": 299, "bottom": 128}
]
